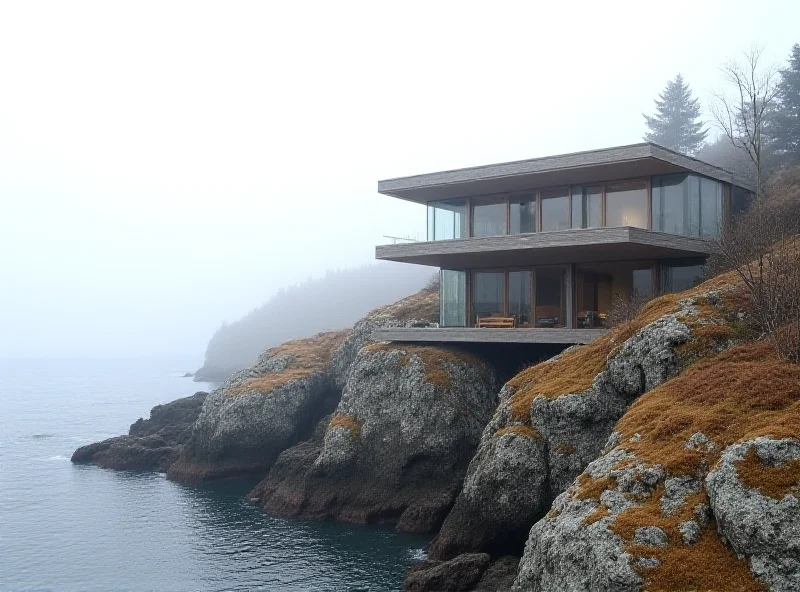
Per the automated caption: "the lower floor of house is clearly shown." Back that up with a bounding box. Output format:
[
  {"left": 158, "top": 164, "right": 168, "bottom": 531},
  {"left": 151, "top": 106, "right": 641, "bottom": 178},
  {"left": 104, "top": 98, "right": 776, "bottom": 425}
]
[{"left": 439, "top": 257, "right": 706, "bottom": 330}]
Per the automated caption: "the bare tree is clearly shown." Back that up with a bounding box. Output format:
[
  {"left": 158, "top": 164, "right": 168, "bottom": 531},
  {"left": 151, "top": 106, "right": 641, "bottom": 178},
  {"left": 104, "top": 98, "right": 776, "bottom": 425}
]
[
  {"left": 715, "top": 181, "right": 800, "bottom": 361},
  {"left": 711, "top": 45, "right": 780, "bottom": 197}
]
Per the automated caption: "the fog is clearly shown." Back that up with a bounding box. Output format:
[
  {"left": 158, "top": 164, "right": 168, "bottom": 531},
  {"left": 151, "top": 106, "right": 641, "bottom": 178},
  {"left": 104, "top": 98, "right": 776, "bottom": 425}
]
[{"left": 1, "top": 1, "right": 797, "bottom": 359}]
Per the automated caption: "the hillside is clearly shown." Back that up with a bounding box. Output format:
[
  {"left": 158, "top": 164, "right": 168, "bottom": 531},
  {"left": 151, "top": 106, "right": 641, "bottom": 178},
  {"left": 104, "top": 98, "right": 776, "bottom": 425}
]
[{"left": 195, "top": 262, "right": 433, "bottom": 381}]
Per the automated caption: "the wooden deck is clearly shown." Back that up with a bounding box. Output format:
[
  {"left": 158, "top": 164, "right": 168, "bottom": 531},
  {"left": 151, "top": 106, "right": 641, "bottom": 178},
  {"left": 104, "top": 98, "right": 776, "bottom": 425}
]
[{"left": 372, "top": 327, "right": 608, "bottom": 345}]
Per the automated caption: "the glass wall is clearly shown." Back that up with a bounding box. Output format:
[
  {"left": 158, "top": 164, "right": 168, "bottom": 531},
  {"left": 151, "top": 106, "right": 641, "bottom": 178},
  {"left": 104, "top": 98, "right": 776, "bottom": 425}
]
[
  {"left": 534, "top": 267, "right": 566, "bottom": 327},
  {"left": 510, "top": 194, "right": 537, "bottom": 234},
  {"left": 571, "top": 185, "right": 603, "bottom": 229},
  {"left": 508, "top": 270, "right": 532, "bottom": 326},
  {"left": 575, "top": 262, "right": 654, "bottom": 328},
  {"left": 605, "top": 181, "right": 648, "bottom": 228},
  {"left": 541, "top": 188, "right": 570, "bottom": 232},
  {"left": 440, "top": 270, "right": 466, "bottom": 327},
  {"left": 661, "top": 261, "right": 706, "bottom": 293},
  {"left": 472, "top": 199, "right": 507, "bottom": 238},
  {"left": 473, "top": 271, "right": 505, "bottom": 322},
  {"left": 427, "top": 199, "right": 466, "bottom": 240},
  {"left": 652, "top": 174, "right": 723, "bottom": 238},
  {"left": 731, "top": 185, "right": 754, "bottom": 218}
]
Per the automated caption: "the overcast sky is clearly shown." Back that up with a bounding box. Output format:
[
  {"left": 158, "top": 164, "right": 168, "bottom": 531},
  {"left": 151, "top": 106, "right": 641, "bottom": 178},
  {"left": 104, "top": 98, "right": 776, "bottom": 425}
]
[{"left": 1, "top": 0, "right": 797, "bottom": 359}]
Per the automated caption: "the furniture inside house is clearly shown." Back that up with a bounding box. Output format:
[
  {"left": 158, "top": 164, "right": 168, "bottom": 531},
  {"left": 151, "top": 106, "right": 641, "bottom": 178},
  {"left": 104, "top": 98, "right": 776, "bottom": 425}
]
[{"left": 476, "top": 316, "right": 516, "bottom": 329}]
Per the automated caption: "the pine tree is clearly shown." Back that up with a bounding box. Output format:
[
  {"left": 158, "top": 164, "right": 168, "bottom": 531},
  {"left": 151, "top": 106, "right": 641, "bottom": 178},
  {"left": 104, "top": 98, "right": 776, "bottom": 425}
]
[
  {"left": 766, "top": 43, "right": 800, "bottom": 168},
  {"left": 643, "top": 74, "right": 708, "bottom": 155}
]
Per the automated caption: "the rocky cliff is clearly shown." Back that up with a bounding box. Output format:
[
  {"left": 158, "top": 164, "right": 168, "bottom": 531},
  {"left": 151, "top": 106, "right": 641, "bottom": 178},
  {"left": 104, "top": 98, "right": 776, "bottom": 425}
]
[
  {"left": 249, "top": 343, "right": 498, "bottom": 532},
  {"left": 71, "top": 391, "right": 208, "bottom": 471},
  {"left": 166, "top": 331, "right": 347, "bottom": 482}
]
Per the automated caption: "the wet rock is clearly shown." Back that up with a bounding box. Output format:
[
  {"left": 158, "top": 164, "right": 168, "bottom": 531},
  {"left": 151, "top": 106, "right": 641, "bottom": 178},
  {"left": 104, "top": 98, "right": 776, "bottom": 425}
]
[
  {"left": 71, "top": 392, "right": 207, "bottom": 472},
  {"left": 472, "top": 556, "right": 520, "bottom": 592},
  {"left": 252, "top": 344, "right": 497, "bottom": 532},
  {"left": 404, "top": 553, "right": 490, "bottom": 592}
]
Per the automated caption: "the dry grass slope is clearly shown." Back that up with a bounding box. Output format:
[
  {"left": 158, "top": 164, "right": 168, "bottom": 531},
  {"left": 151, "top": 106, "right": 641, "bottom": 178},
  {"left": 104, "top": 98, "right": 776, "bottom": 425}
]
[
  {"left": 505, "top": 271, "right": 744, "bottom": 423},
  {"left": 226, "top": 330, "right": 348, "bottom": 396},
  {"left": 570, "top": 338, "right": 800, "bottom": 590}
]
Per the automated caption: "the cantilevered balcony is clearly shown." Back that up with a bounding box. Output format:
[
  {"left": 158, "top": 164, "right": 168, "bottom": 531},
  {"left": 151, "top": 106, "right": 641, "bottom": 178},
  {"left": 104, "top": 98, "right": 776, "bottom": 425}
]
[{"left": 375, "top": 226, "right": 716, "bottom": 268}]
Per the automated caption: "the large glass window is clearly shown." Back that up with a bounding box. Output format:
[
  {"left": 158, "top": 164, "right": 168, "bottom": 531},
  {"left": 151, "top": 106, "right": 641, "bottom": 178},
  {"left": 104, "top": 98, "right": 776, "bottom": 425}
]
[
  {"left": 508, "top": 271, "right": 532, "bottom": 326},
  {"left": 427, "top": 199, "right": 467, "bottom": 240},
  {"left": 471, "top": 199, "right": 507, "bottom": 237},
  {"left": 534, "top": 267, "right": 566, "bottom": 328},
  {"left": 606, "top": 181, "right": 648, "bottom": 228},
  {"left": 440, "top": 270, "right": 466, "bottom": 327},
  {"left": 661, "top": 261, "right": 706, "bottom": 293},
  {"left": 510, "top": 194, "right": 537, "bottom": 234},
  {"left": 541, "top": 188, "right": 570, "bottom": 232},
  {"left": 473, "top": 272, "right": 505, "bottom": 322},
  {"left": 700, "top": 177, "right": 722, "bottom": 237},
  {"left": 731, "top": 185, "right": 754, "bottom": 218},
  {"left": 571, "top": 185, "right": 603, "bottom": 229},
  {"left": 651, "top": 174, "right": 723, "bottom": 238}
]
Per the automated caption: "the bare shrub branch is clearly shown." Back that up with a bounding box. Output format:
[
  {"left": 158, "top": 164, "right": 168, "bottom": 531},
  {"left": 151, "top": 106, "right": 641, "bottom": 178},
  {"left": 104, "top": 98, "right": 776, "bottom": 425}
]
[{"left": 710, "top": 45, "right": 780, "bottom": 196}]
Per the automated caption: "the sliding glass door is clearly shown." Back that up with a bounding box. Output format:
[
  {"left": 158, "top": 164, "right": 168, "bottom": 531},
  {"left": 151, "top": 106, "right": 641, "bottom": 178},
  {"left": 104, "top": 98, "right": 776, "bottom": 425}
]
[
  {"left": 508, "top": 271, "right": 532, "bottom": 326},
  {"left": 472, "top": 272, "right": 505, "bottom": 323},
  {"left": 534, "top": 267, "right": 566, "bottom": 328},
  {"left": 440, "top": 270, "right": 466, "bottom": 327}
]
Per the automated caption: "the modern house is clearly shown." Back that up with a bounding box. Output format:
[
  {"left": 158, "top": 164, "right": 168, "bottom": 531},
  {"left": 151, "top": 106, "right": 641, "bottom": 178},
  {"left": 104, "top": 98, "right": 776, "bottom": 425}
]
[{"left": 374, "top": 143, "right": 754, "bottom": 344}]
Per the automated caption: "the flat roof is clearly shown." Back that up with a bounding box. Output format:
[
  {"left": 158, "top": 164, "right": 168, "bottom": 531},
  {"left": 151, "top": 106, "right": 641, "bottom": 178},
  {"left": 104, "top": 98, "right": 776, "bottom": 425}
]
[
  {"left": 373, "top": 327, "right": 608, "bottom": 345},
  {"left": 378, "top": 143, "right": 754, "bottom": 204},
  {"left": 375, "top": 226, "right": 715, "bottom": 268}
]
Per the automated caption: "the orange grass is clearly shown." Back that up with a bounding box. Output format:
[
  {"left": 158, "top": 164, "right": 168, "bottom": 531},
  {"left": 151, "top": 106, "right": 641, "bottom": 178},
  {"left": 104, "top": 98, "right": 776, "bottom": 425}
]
[{"left": 226, "top": 330, "right": 348, "bottom": 396}]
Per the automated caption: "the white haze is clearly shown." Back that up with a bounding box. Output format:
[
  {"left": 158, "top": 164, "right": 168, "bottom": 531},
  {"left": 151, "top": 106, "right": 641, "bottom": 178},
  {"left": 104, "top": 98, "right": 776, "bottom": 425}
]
[{"left": 0, "top": 0, "right": 797, "bottom": 359}]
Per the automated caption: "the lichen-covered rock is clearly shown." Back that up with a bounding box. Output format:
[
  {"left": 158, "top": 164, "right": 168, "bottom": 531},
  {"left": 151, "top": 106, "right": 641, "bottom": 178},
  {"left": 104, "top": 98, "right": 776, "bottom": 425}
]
[
  {"left": 428, "top": 315, "right": 691, "bottom": 560},
  {"left": 250, "top": 343, "right": 498, "bottom": 533},
  {"left": 71, "top": 391, "right": 207, "bottom": 472},
  {"left": 330, "top": 288, "right": 438, "bottom": 390},
  {"left": 514, "top": 331, "right": 799, "bottom": 592},
  {"left": 707, "top": 437, "right": 800, "bottom": 591},
  {"left": 167, "top": 333, "right": 345, "bottom": 483}
]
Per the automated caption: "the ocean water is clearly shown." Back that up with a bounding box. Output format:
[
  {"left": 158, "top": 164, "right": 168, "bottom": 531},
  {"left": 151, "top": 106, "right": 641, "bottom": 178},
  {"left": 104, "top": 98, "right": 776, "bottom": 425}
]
[{"left": 0, "top": 357, "right": 429, "bottom": 592}]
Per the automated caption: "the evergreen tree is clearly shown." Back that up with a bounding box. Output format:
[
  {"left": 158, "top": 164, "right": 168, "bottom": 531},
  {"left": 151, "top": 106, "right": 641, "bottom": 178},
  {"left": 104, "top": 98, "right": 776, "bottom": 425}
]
[
  {"left": 766, "top": 43, "right": 800, "bottom": 168},
  {"left": 643, "top": 74, "right": 708, "bottom": 155}
]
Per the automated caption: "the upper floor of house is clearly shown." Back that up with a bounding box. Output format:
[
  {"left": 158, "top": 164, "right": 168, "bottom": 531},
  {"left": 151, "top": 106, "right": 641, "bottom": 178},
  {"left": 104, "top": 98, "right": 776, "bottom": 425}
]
[{"left": 376, "top": 143, "right": 754, "bottom": 268}]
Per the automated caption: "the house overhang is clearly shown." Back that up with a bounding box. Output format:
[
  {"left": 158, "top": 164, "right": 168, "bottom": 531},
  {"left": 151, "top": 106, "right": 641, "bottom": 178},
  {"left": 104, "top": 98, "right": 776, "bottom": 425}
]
[
  {"left": 378, "top": 143, "right": 754, "bottom": 204},
  {"left": 375, "top": 227, "right": 716, "bottom": 268}
]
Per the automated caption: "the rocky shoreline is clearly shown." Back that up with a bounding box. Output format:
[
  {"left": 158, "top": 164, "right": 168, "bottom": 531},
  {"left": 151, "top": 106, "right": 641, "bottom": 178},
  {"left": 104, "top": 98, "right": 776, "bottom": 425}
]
[{"left": 72, "top": 281, "right": 800, "bottom": 591}]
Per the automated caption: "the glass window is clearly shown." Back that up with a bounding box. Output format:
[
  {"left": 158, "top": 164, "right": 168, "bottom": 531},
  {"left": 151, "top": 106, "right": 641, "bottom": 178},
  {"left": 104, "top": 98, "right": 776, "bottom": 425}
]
[
  {"left": 606, "top": 181, "right": 648, "bottom": 228},
  {"left": 508, "top": 271, "right": 532, "bottom": 326},
  {"left": 700, "top": 177, "right": 722, "bottom": 238},
  {"left": 571, "top": 185, "right": 602, "bottom": 229},
  {"left": 534, "top": 267, "right": 566, "bottom": 328},
  {"left": 472, "top": 199, "right": 507, "bottom": 238},
  {"left": 440, "top": 270, "right": 466, "bottom": 327},
  {"left": 632, "top": 267, "right": 653, "bottom": 299},
  {"left": 510, "top": 194, "right": 537, "bottom": 234},
  {"left": 473, "top": 272, "right": 505, "bottom": 322},
  {"left": 652, "top": 174, "right": 690, "bottom": 235},
  {"left": 731, "top": 185, "right": 754, "bottom": 218},
  {"left": 651, "top": 175, "right": 723, "bottom": 238},
  {"left": 661, "top": 262, "right": 706, "bottom": 293},
  {"left": 541, "top": 188, "right": 570, "bottom": 232},
  {"left": 427, "top": 199, "right": 466, "bottom": 240}
]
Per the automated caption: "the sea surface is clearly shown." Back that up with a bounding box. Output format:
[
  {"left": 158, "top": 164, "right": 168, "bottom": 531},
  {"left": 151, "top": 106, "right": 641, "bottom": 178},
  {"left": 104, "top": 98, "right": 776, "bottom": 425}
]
[{"left": 0, "top": 357, "right": 429, "bottom": 592}]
